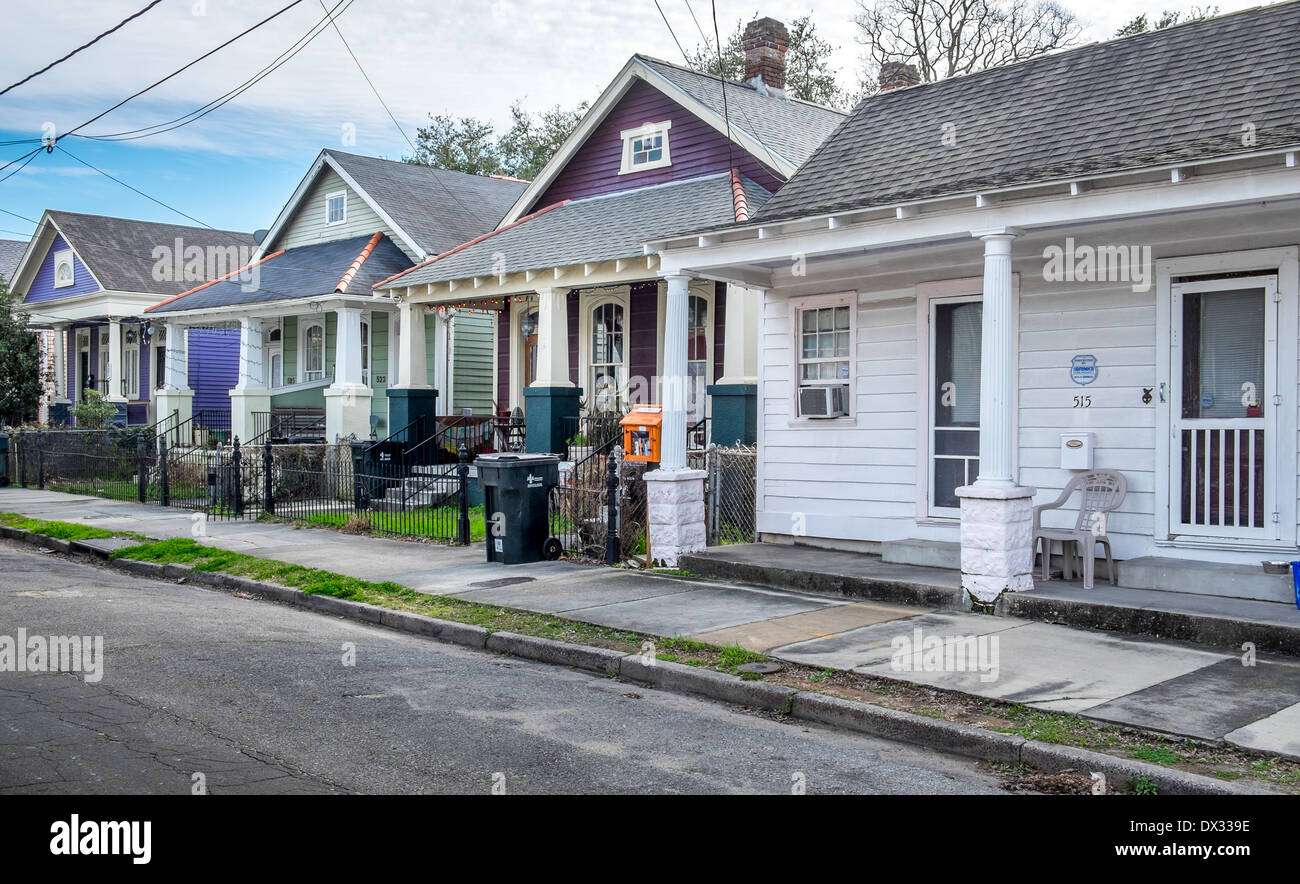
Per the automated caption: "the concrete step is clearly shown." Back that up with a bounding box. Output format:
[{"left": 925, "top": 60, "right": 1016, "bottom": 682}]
[
  {"left": 1117, "top": 556, "right": 1295, "bottom": 605},
  {"left": 882, "top": 538, "right": 961, "bottom": 570}
]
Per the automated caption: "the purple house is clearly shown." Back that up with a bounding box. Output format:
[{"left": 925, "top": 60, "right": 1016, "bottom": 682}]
[
  {"left": 8, "top": 210, "right": 255, "bottom": 427},
  {"left": 373, "top": 18, "right": 846, "bottom": 457}
]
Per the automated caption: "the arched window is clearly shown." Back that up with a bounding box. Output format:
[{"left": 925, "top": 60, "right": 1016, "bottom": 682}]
[
  {"left": 265, "top": 327, "right": 282, "bottom": 388},
  {"left": 301, "top": 321, "right": 325, "bottom": 382},
  {"left": 590, "top": 302, "right": 624, "bottom": 413}
]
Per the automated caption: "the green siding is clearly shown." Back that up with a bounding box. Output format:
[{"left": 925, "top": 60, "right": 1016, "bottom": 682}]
[
  {"left": 369, "top": 313, "right": 389, "bottom": 432},
  {"left": 269, "top": 387, "right": 325, "bottom": 408},
  {"left": 452, "top": 310, "right": 495, "bottom": 414}
]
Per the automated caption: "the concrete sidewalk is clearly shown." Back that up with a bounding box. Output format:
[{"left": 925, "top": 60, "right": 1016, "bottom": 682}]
[{"left": 4, "top": 486, "right": 1299, "bottom": 761}]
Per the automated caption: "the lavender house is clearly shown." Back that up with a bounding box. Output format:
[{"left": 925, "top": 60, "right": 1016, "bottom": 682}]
[
  {"left": 373, "top": 18, "right": 846, "bottom": 461},
  {"left": 9, "top": 211, "right": 255, "bottom": 427}
]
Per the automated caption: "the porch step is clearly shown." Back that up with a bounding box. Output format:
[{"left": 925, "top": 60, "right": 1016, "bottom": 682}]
[
  {"left": 1117, "top": 556, "right": 1295, "bottom": 605},
  {"left": 882, "top": 538, "right": 961, "bottom": 570}
]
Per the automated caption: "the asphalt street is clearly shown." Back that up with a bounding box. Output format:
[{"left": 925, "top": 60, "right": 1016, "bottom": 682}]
[{"left": 0, "top": 540, "right": 1003, "bottom": 795}]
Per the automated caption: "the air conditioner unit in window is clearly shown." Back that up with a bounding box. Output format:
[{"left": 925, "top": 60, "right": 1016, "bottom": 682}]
[{"left": 799, "top": 384, "right": 849, "bottom": 418}]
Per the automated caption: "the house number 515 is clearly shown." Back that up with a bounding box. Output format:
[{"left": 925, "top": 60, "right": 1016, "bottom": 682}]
[{"left": 1073, "top": 395, "right": 1092, "bottom": 408}]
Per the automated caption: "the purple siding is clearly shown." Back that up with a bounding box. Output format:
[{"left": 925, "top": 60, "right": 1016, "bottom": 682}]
[
  {"left": 188, "top": 328, "right": 239, "bottom": 414},
  {"left": 497, "top": 309, "right": 509, "bottom": 409},
  {"left": 24, "top": 234, "right": 99, "bottom": 303},
  {"left": 713, "top": 281, "right": 726, "bottom": 383},
  {"left": 567, "top": 290, "right": 578, "bottom": 386},
  {"left": 535, "top": 79, "right": 783, "bottom": 207},
  {"left": 127, "top": 404, "right": 148, "bottom": 425},
  {"left": 628, "top": 281, "right": 658, "bottom": 389},
  {"left": 137, "top": 327, "right": 150, "bottom": 399}
]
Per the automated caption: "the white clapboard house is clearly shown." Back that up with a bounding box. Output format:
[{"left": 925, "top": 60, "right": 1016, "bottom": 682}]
[{"left": 651, "top": 3, "right": 1300, "bottom": 604}]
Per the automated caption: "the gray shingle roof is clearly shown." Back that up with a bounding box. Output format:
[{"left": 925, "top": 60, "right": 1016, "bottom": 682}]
[
  {"left": 0, "top": 238, "right": 26, "bottom": 285},
  {"left": 47, "top": 211, "right": 256, "bottom": 296},
  {"left": 323, "top": 150, "right": 528, "bottom": 255},
  {"left": 753, "top": 2, "right": 1300, "bottom": 225},
  {"left": 379, "top": 174, "right": 771, "bottom": 289},
  {"left": 148, "top": 234, "right": 410, "bottom": 314},
  {"left": 635, "top": 56, "right": 847, "bottom": 169}
]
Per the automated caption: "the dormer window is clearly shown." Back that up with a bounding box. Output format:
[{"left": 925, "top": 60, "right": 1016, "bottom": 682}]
[
  {"left": 53, "top": 248, "right": 75, "bottom": 288},
  {"left": 619, "top": 121, "right": 672, "bottom": 174},
  {"left": 326, "top": 191, "right": 346, "bottom": 225}
]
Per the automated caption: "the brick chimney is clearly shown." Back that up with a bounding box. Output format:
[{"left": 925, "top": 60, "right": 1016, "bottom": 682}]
[
  {"left": 879, "top": 62, "right": 921, "bottom": 91},
  {"left": 743, "top": 17, "right": 789, "bottom": 93}
]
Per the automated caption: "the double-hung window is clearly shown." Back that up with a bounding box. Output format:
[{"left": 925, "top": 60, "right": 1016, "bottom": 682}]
[
  {"left": 325, "top": 191, "right": 346, "bottom": 225},
  {"left": 301, "top": 321, "right": 325, "bottom": 382},
  {"left": 792, "top": 293, "right": 854, "bottom": 420}
]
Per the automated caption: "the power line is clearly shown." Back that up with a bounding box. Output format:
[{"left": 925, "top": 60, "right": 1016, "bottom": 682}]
[
  {"left": 55, "top": 145, "right": 212, "bottom": 228},
  {"left": 0, "top": 206, "right": 40, "bottom": 225},
  {"left": 711, "top": 0, "right": 735, "bottom": 176},
  {"left": 78, "top": 0, "right": 352, "bottom": 142},
  {"left": 0, "top": 148, "right": 42, "bottom": 185},
  {"left": 315, "top": 0, "right": 481, "bottom": 227},
  {"left": 681, "top": 0, "right": 711, "bottom": 49},
  {"left": 0, "top": 0, "right": 167, "bottom": 98},
  {"left": 59, "top": 0, "right": 307, "bottom": 142},
  {"left": 653, "top": 0, "right": 692, "bottom": 65}
]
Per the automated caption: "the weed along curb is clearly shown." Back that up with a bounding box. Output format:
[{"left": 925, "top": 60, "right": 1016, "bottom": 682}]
[{"left": 0, "top": 523, "right": 1267, "bottom": 795}]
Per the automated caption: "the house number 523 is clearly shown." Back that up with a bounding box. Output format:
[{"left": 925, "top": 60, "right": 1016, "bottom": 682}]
[{"left": 1073, "top": 395, "right": 1092, "bottom": 408}]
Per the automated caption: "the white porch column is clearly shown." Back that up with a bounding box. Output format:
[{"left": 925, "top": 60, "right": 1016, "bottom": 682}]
[
  {"left": 660, "top": 273, "right": 690, "bottom": 469},
  {"left": 643, "top": 272, "right": 707, "bottom": 567},
  {"left": 394, "top": 300, "right": 430, "bottom": 389},
  {"left": 51, "top": 325, "right": 68, "bottom": 403},
  {"left": 532, "top": 286, "right": 572, "bottom": 387},
  {"left": 718, "top": 283, "right": 759, "bottom": 385},
  {"left": 432, "top": 308, "right": 450, "bottom": 403},
  {"left": 230, "top": 316, "right": 270, "bottom": 443},
  {"left": 154, "top": 322, "right": 193, "bottom": 443},
  {"left": 956, "top": 229, "right": 1035, "bottom": 606},
  {"left": 105, "top": 317, "right": 126, "bottom": 402},
  {"left": 325, "top": 305, "right": 373, "bottom": 440}
]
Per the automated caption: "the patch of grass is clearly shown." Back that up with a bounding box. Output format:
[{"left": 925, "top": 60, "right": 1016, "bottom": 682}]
[
  {"left": 0, "top": 512, "right": 141, "bottom": 542},
  {"left": 716, "top": 644, "right": 766, "bottom": 673},
  {"left": 1130, "top": 776, "right": 1158, "bottom": 795},
  {"left": 650, "top": 568, "right": 701, "bottom": 578},
  {"left": 810, "top": 668, "right": 835, "bottom": 683},
  {"left": 1132, "top": 744, "right": 1183, "bottom": 766},
  {"left": 293, "top": 505, "right": 488, "bottom": 543}
]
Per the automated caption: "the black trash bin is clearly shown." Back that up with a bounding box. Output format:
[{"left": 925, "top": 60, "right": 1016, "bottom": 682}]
[
  {"left": 0, "top": 433, "right": 9, "bottom": 487},
  {"left": 476, "top": 453, "right": 560, "bottom": 564}
]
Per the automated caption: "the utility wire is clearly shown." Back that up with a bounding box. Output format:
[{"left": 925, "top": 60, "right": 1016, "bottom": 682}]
[
  {"left": 59, "top": 0, "right": 307, "bottom": 142},
  {"left": 0, "top": 0, "right": 167, "bottom": 98},
  {"left": 653, "top": 0, "right": 692, "bottom": 65},
  {"left": 711, "top": 0, "right": 734, "bottom": 176},
  {"left": 55, "top": 145, "right": 212, "bottom": 227},
  {"left": 79, "top": 0, "right": 351, "bottom": 142},
  {"left": 315, "top": 0, "right": 480, "bottom": 226}
]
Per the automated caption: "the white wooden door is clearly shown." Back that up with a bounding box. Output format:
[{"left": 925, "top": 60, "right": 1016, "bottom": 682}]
[{"left": 1170, "top": 275, "right": 1279, "bottom": 539}]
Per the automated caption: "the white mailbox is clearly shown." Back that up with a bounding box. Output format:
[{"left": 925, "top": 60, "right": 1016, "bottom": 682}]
[{"left": 1060, "top": 432, "right": 1094, "bottom": 470}]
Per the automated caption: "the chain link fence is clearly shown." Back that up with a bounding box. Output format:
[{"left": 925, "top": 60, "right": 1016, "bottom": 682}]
[{"left": 689, "top": 443, "right": 758, "bottom": 546}]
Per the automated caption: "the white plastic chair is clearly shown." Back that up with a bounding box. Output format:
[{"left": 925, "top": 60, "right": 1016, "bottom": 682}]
[{"left": 1032, "top": 470, "right": 1128, "bottom": 589}]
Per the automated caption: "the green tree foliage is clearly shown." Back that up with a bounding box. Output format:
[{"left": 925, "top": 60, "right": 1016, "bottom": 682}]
[
  {"left": 685, "top": 14, "right": 849, "bottom": 109},
  {"left": 1114, "top": 6, "right": 1218, "bottom": 37},
  {"left": 0, "top": 275, "right": 47, "bottom": 426},
  {"left": 71, "top": 389, "right": 119, "bottom": 430},
  {"left": 406, "top": 100, "right": 589, "bottom": 181}
]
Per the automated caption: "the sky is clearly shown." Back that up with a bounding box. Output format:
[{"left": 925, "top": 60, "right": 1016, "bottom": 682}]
[{"left": 0, "top": 0, "right": 1267, "bottom": 240}]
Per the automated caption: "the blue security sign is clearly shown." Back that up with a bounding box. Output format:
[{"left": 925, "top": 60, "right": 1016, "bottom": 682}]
[{"left": 1070, "top": 354, "right": 1098, "bottom": 386}]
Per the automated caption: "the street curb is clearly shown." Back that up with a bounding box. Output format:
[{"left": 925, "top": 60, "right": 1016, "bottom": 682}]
[
  {"left": 0, "top": 525, "right": 1270, "bottom": 795},
  {"left": 620, "top": 654, "right": 799, "bottom": 711},
  {"left": 487, "top": 632, "right": 623, "bottom": 675}
]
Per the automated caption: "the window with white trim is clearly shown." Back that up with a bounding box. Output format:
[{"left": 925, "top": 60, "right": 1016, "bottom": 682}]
[
  {"left": 53, "top": 248, "right": 75, "bottom": 288},
  {"left": 301, "top": 321, "right": 325, "bottom": 381},
  {"left": 124, "top": 327, "right": 140, "bottom": 399},
  {"left": 792, "top": 294, "right": 855, "bottom": 420},
  {"left": 360, "top": 318, "right": 371, "bottom": 386},
  {"left": 687, "top": 295, "right": 709, "bottom": 423},
  {"left": 325, "top": 191, "right": 346, "bottom": 225},
  {"left": 619, "top": 121, "right": 672, "bottom": 174},
  {"left": 590, "top": 301, "right": 625, "bottom": 412}
]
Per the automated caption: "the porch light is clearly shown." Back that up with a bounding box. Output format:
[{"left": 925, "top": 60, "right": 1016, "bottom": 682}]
[{"left": 520, "top": 312, "right": 538, "bottom": 338}]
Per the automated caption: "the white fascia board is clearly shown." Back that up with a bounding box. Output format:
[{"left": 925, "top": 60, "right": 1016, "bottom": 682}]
[
  {"left": 499, "top": 58, "right": 643, "bottom": 224},
  {"left": 658, "top": 165, "right": 1300, "bottom": 275},
  {"left": 322, "top": 154, "right": 427, "bottom": 260},
  {"left": 147, "top": 293, "right": 392, "bottom": 324},
  {"left": 23, "top": 290, "right": 159, "bottom": 324},
  {"left": 12, "top": 213, "right": 110, "bottom": 296},
  {"left": 651, "top": 145, "right": 1300, "bottom": 252},
  {"left": 256, "top": 152, "right": 328, "bottom": 260}
]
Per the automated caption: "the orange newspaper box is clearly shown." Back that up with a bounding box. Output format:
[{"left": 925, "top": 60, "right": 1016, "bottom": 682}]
[{"left": 620, "top": 405, "right": 663, "bottom": 462}]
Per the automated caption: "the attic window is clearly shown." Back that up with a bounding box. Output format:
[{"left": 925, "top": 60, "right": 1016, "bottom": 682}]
[
  {"left": 619, "top": 121, "right": 672, "bottom": 174},
  {"left": 326, "top": 191, "right": 346, "bottom": 225},
  {"left": 53, "top": 248, "right": 74, "bottom": 288}
]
